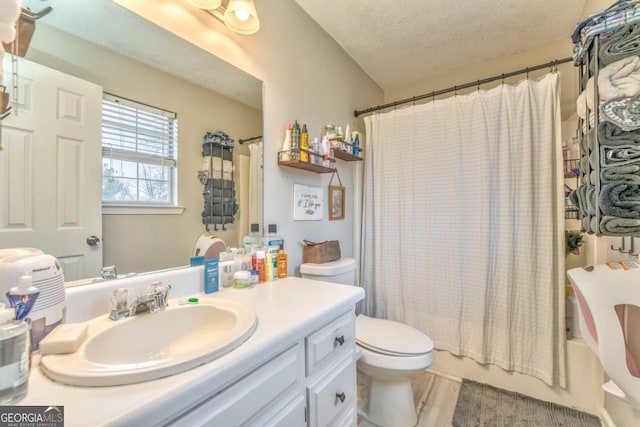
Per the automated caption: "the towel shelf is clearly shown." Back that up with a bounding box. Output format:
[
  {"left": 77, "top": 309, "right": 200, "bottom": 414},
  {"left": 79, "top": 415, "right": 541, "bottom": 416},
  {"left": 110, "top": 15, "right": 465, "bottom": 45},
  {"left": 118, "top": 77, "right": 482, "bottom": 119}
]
[{"left": 572, "top": 10, "right": 640, "bottom": 237}]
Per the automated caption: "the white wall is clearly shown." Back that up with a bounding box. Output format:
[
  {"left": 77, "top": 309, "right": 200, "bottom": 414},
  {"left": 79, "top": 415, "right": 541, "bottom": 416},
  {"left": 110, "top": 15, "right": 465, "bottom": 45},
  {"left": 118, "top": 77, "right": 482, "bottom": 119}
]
[{"left": 114, "top": 0, "right": 383, "bottom": 276}]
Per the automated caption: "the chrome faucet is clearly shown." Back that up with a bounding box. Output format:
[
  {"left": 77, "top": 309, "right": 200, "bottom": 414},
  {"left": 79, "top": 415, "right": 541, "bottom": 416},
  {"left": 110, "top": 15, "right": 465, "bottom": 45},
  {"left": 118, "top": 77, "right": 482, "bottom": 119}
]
[{"left": 109, "top": 282, "right": 172, "bottom": 321}]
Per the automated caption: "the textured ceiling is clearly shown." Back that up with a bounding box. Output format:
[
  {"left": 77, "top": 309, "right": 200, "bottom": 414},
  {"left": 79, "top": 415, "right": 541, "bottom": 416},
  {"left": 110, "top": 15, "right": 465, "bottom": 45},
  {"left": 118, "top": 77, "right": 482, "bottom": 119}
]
[
  {"left": 20, "top": 0, "right": 263, "bottom": 110},
  {"left": 295, "top": 0, "right": 587, "bottom": 91}
]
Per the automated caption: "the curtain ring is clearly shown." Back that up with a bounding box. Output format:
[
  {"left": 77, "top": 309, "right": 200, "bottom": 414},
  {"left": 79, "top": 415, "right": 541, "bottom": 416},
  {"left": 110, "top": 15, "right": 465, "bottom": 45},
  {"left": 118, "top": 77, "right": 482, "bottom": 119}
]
[
  {"left": 412, "top": 96, "right": 416, "bottom": 106},
  {"left": 476, "top": 80, "right": 480, "bottom": 91},
  {"left": 501, "top": 74, "right": 505, "bottom": 85},
  {"left": 454, "top": 85, "right": 457, "bottom": 96},
  {"left": 525, "top": 67, "right": 529, "bottom": 79}
]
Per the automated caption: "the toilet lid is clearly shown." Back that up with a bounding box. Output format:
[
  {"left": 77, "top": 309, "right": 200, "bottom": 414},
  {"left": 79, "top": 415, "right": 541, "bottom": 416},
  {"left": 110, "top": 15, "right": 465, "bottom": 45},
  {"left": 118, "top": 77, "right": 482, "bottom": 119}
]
[{"left": 356, "top": 314, "right": 434, "bottom": 356}]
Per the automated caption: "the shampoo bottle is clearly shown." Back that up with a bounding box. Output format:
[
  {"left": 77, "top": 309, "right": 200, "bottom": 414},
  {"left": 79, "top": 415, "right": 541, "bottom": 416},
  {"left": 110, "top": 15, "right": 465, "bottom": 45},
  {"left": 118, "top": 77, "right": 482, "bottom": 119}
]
[{"left": 5, "top": 272, "right": 39, "bottom": 321}]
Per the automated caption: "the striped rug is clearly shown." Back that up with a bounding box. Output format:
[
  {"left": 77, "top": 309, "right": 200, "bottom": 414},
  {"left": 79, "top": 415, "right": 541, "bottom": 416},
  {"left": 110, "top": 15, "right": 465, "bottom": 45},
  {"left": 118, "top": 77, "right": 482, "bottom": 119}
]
[{"left": 453, "top": 379, "right": 601, "bottom": 427}]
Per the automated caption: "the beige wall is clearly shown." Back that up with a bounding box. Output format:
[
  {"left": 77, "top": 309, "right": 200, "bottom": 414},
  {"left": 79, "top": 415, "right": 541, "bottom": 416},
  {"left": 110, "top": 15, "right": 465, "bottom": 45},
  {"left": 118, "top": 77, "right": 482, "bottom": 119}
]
[{"left": 26, "top": 24, "right": 262, "bottom": 274}]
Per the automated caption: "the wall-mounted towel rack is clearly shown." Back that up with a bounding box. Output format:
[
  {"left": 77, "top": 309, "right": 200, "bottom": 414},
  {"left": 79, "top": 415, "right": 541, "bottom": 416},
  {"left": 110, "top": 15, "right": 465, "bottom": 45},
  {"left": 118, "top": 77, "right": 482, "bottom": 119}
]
[{"left": 611, "top": 236, "right": 639, "bottom": 256}]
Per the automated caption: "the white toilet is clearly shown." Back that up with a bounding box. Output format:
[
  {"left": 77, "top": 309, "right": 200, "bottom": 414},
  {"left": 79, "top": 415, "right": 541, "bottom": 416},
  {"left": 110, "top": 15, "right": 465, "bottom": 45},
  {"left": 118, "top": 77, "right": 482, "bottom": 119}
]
[{"left": 300, "top": 258, "right": 434, "bottom": 427}]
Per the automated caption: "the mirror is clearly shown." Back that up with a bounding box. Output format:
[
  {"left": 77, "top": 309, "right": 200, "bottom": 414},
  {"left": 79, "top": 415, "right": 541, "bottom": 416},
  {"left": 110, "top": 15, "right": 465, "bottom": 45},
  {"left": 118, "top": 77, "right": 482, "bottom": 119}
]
[{"left": 1, "top": 0, "right": 263, "bottom": 283}]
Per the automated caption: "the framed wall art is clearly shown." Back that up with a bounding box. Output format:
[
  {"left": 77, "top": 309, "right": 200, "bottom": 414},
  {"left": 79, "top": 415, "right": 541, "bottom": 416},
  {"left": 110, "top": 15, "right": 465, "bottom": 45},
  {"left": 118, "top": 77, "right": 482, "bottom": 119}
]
[
  {"left": 328, "top": 170, "right": 345, "bottom": 221},
  {"left": 293, "top": 184, "right": 323, "bottom": 220}
]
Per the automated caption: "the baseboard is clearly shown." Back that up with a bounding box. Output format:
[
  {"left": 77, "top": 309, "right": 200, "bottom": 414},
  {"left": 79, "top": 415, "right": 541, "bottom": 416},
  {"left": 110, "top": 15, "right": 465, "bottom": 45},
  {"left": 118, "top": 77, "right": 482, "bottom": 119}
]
[
  {"left": 600, "top": 408, "right": 616, "bottom": 427},
  {"left": 426, "top": 368, "right": 462, "bottom": 383}
]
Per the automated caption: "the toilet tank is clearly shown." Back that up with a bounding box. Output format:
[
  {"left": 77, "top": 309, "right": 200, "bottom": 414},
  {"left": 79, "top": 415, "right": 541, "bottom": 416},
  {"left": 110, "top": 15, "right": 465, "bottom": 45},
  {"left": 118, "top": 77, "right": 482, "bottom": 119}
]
[{"left": 300, "top": 258, "right": 356, "bottom": 285}]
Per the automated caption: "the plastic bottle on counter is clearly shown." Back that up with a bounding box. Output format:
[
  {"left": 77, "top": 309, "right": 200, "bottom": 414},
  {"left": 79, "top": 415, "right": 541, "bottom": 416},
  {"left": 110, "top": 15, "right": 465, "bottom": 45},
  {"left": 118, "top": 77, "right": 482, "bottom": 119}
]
[
  {"left": 265, "top": 252, "right": 274, "bottom": 282},
  {"left": 256, "top": 251, "right": 266, "bottom": 283},
  {"left": 242, "top": 223, "right": 261, "bottom": 254},
  {"left": 0, "top": 303, "right": 30, "bottom": 404},
  {"left": 277, "top": 248, "right": 288, "bottom": 278},
  {"left": 262, "top": 224, "right": 284, "bottom": 256},
  {"left": 6, "top": 272, "right": 40, "bottom": 321}
]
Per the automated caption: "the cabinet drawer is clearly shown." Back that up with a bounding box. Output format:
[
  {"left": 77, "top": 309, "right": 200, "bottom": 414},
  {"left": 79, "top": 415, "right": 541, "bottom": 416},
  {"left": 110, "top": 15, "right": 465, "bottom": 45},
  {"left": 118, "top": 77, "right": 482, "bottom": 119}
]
[
  {"left": 306, "top": 311, "right": 355, "bottom": 374},
  {"left": 170, "top": 344, "right": 303, "bottom": 427},
  {"left": 307, "top": 351, "right": 356, "bottom": 427}
]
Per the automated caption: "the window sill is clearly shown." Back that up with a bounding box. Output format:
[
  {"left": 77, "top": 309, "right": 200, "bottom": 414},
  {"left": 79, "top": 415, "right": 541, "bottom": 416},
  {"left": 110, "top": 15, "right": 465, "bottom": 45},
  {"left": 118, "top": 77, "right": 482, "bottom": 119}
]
[{"left": 102, "top": 204, "right": 185, "bottom": 215}]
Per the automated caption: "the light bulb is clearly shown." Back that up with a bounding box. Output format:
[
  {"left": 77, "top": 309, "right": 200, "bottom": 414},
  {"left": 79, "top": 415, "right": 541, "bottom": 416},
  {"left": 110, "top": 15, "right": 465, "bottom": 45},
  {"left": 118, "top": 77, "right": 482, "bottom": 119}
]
[{"left": 234, "top": 8, "right": 251, "bottom": 21}]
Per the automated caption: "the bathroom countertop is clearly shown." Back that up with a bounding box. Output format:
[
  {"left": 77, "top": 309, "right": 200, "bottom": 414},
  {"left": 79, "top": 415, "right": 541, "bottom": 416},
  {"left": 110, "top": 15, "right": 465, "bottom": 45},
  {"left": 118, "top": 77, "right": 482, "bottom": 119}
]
[{"left": 17, "top": 277, "right": 365, "bottom": 427}]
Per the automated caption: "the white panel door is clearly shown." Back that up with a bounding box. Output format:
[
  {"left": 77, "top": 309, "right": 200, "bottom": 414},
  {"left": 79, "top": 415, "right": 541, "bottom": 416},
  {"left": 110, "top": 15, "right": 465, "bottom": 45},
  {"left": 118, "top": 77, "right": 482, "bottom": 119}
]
[{"left": 0, "top": 56, "right": 103, "bottom": 281}]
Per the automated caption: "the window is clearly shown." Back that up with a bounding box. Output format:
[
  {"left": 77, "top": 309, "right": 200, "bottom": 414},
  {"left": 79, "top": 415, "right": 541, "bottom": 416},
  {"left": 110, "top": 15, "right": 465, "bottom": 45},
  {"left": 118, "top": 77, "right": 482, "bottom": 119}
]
[{"left": 101, "top": 93, "right": 178, "bottom": 207}]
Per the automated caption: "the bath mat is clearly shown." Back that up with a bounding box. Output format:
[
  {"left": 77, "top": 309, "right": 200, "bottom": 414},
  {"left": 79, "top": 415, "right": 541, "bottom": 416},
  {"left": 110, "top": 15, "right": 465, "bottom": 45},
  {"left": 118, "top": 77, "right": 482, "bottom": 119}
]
[{"left": 452, "top": 379, "right": 600, "bottom": 427}]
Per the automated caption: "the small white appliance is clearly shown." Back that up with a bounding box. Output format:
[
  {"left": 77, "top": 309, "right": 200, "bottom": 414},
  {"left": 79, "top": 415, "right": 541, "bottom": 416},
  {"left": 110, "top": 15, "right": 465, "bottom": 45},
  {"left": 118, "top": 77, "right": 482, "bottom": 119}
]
[
  {"left": 300, "top": 258, "right": 434, "bottom": 427},
  {"left": 0, "top": 250, "right": 67, "bottom": 350}
]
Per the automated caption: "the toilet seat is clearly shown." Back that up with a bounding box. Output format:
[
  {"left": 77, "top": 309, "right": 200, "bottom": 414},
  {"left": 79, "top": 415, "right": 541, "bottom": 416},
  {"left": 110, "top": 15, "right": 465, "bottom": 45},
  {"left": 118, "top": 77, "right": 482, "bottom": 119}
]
[
  {"left": 356, "top": 314, "right": 433, "bottom": 356},
  {"left": 358, "top": 344, "right": 435, "bottom": 372}
]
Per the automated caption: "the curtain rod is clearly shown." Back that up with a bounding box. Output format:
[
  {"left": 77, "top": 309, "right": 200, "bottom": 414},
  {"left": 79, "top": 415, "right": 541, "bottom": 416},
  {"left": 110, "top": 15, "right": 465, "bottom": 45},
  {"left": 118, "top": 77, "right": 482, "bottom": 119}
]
[
  {"left": 353, "top": 57, "right": 573, "bottom": 118},
  {"left": 238, "top": 135, "right": 263, "bottom": 144}
]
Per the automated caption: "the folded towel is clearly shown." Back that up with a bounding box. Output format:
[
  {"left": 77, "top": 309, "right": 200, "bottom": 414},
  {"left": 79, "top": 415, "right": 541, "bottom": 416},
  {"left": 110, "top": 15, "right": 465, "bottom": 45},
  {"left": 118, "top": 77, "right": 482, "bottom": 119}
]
[
  {"left": 570, "top": 185, "right": 597, "bottom": 217},
  {"left": 598, "top": 121, "right": 640, "bottom": 146},
  {"left": 600, "top": 182, "right": 640, "bottom": 218},
  {"left": 600, "top": 215, "right": 640, "bottom": 235},
  {"left": 598, "top": 56, "right": 640, "bottom": 101},
  {"left": 600, "top": 23, "right": 640, "bottom": 66},
  {"left": 600, "top": 144, "right": 640, "bottom": 166},
  {"left": 601, "top": 96, "right": 640, "bottom": 131},
  {"left": 577, "top": 77, "right": 595, "bottom": 118},
  {"left": 601, "top": 164, "right": 640, "bottom": 183}
]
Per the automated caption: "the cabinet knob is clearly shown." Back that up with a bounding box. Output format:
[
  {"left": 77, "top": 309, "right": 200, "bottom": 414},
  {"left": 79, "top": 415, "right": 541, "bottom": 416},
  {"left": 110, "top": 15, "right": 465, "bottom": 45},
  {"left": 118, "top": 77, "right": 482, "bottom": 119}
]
[
  {"left": 336, "top": 392, "right": 346, "bottom": 403},
  {"left": 334, "top": 335, "right": 345, "bottom": 346}
]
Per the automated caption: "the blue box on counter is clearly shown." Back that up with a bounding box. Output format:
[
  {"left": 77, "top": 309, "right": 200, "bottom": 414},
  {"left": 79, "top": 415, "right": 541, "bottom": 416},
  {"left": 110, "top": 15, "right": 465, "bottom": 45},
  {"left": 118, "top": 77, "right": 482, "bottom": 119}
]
[{"left": 204, "top": 258, "right": 219, "bottom": 294}]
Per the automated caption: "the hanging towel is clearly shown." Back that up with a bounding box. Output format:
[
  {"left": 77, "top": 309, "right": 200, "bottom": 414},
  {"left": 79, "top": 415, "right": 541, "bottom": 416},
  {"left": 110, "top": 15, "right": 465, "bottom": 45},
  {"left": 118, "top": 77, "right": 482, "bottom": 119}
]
[
  {"left": 601, "top": 96, "right": 640, "bottom": 131},
  {"left": 598, "top": 56, "right": 640, "bottom": 101},
  {"left": 600, "top": 215, "right": 640, "bottom": 234},
  {"left": 600, "top": 182, "right": 640, "bottom": 218},
  {"left": 598, "top": 120, "right": 640, "bottom": 146},
  {"left": 600, "top": 23, "right": 640, "bottom": 65},
  {"left": 601, "top": 164, "right": 640, "bottom": 183}
]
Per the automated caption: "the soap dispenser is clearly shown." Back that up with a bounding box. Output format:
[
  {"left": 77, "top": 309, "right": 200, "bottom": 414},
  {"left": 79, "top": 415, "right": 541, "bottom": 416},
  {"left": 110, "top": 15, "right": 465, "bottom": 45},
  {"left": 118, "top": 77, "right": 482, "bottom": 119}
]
[{"left": 0, "top": 303, "right": 30, "bottom": 404}]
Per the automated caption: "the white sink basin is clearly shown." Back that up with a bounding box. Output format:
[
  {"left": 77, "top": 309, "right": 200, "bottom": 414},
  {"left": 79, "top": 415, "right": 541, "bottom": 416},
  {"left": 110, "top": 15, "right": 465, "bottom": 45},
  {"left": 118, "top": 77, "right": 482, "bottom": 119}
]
[{"left": 40, "top": 299, "right": 257, "bottom": 386}]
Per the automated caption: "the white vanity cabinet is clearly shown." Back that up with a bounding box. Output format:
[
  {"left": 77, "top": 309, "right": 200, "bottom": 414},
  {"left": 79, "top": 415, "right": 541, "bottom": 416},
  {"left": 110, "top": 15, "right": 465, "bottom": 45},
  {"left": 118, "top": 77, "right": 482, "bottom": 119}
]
[
  {"left": 305, "top": 312, "right": 357, "bottom": 427},
  {"left": 168, "top": 343, "right": 306, "bottom": 427},
  {"left": 167, "top": 311, "right": 357, "bottom": 427}
]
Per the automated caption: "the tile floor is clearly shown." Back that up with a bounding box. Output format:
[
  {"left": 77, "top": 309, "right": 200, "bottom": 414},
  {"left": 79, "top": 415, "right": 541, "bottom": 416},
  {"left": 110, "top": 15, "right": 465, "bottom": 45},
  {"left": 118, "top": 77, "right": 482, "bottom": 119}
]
[{"left": 358, "top": 370, "right": 461, "bottom": 427}]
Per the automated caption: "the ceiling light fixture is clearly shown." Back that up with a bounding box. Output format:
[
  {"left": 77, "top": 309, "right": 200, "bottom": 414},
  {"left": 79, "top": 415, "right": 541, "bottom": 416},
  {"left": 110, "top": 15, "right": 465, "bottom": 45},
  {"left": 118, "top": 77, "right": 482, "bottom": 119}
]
[{"left": 188, "top": 0, "right": 260, "bottom": 35}]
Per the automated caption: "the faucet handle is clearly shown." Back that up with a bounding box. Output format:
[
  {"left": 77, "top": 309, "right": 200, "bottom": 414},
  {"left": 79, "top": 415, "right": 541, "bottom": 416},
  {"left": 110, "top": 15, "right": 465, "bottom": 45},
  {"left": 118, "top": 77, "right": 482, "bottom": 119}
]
[{"left": 111, "top": 288, "right": 128, "bottom": 310}]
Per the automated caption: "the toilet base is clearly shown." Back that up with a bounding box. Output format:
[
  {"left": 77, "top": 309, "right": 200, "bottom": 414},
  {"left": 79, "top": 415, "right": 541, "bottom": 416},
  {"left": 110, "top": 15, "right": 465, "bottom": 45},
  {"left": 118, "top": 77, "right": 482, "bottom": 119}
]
[{"left": 358, "top": 376, "right": 417, "bottom": 427}]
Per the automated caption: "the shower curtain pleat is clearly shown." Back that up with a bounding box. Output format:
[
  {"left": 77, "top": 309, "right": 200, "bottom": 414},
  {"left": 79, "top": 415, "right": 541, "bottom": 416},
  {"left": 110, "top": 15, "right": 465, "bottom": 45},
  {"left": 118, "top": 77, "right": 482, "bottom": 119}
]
[
  {"left": 248, "top": 141, "right": 263, "bottom": 226},
  {"left": 362, "top": 73, "right": 566, "bottom": 387}
]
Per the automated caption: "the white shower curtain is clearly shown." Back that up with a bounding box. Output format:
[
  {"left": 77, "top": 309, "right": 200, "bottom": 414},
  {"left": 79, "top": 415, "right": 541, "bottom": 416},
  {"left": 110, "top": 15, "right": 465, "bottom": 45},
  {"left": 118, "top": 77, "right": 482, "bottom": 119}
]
[
  {"left": 362, "top": 73, "right": 566, "bottom": 386},
  {"left": 248, "top": 141, "right": 263, "bottom": 226}
]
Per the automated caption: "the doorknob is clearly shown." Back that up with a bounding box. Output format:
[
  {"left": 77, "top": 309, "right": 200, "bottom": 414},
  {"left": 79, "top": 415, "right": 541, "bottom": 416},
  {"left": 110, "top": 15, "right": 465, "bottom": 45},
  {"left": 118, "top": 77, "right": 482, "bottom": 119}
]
[{"left": 86, "top": 235, "right": 101, "bottom": 246}]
